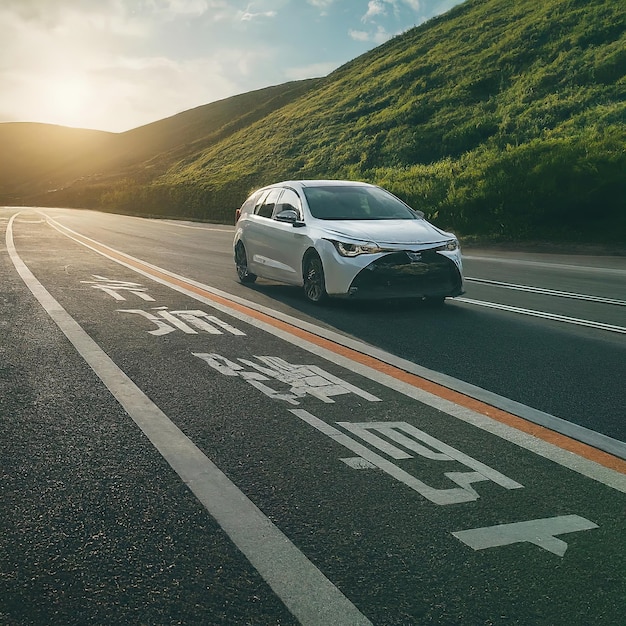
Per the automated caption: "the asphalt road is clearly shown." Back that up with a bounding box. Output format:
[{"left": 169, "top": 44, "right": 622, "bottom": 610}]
[
  {"left": 26, "top": 207, "right": 626, "bottom": 442},
  {"left": 1, "top": 207, "right": 625, "bottom": 625}
]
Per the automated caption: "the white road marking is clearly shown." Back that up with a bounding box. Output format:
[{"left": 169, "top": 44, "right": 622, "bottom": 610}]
[
  {"left": 466, "top": 277, "right": 626, "bottom": 307},
  {"left": 81, "top": 275, "right": 156, "bottom": 301},
  {"left": 117, "top": 308, "right": 246, "bottom": 336},
  {"left": 456, "top": 297, "right": 626, "bottom": 334},
  {"left": 463, "top": 254, "right": 626, "bottom": 276},
  {"left": 291, "top": 410, "right": 522, "bottom": 506},
  {"left": 6, "top": 214, "right": 372, "bottom": 626},
  {"left": 40, "top": 213, "right": 626, "bottom": 482},
  {"left": 124, "top": 214, "right": 235, "bottom": 233},
  {"left": 194, "top": 353, "right": 381, "bottom": 404},
  {"left": 341, "top": 457, "right": 377, "bottom": 470},
  {"left": 337, "top": 421, "right": 523, "bottom": 492},
  {"left": 452, "top": 515, "right": 599, "bottom": 557}
]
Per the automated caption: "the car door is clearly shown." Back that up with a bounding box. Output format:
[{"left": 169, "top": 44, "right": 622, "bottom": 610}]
[
  {"left": 243, "top": 187, "right": 284, "bottom": 279},
  {"left": 264, "top": 187, "right": 309, "bottom": 284}
]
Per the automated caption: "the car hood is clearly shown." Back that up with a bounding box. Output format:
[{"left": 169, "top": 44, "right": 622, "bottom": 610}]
[{"left": 319, "top": 219, "right": 452, "bottom": 246}]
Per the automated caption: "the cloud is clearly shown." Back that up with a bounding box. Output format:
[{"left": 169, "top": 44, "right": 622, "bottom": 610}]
[
  {"left": 361, "top": 0, "right": 420, "bottom": 22},
  {"left": 372, "top": 25, "right": 392, "bottom": 43},
  {"left": 237, "top": 2, "right": 278, "bottom": 22},
  {"left": 354, "top": 0, "right": 426, "bottom": 44},
  {"left": 349, "top": 29, "right": 370, "bottom": 42},
  {"left": 361, "top": 0, "right": 422, "bottom": 24},
  {"left": 0, "top": 0, "right": 465, "bottom": 131},
  {"left": 306, "top": 0, "right": 335, "bottom": 12},
  {"left": 284, "top": 61, "right": 337, "bottom": 81},
  {"left": 349, "top": 25, "right": 392, "bottom": 45},
  {"left": 0, "top": 0, "right": 282, "bottom": 131},
  {"left": 362, "top": 0, "right": 388, "bottom": 22},
  {"left": 402, "top": 0, "right": 421, "bottom": 11},
  {"left": 156, "top": 0, "right": 211, "bottom": 18},
  {"left": 238, "top": 9, "right": 277, "bottom": 21}
]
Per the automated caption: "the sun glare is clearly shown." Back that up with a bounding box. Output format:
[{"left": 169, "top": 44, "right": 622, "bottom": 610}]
[{"left": 47, "top": 76, "right": 91, "bottom": 127}]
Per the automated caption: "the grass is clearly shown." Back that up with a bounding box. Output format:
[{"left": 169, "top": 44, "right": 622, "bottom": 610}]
[{"left": 3, "top": 0, "right": 624, "bottom": 244}]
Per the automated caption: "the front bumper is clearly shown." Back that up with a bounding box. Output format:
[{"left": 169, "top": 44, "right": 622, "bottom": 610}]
[{"left": 345, "top": 249, "right": 464, "bottom": 300}]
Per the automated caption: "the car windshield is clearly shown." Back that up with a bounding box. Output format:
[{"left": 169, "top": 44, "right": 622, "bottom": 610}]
[{"left": 303, "top": 185, "right": 418, "bottom": 220}]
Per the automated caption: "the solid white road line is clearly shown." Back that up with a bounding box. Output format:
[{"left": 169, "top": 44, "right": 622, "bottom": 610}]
[
  {"left": 463, "top": 254, "right": 626, "bottom": 276},
  {"left": 465, "top": 277, "right": 626, "bottom": 307},
  {"left": 456, "top": 297, "right": 626, "bottom": 334},
  {"left": 127, "top": 215, "right": 235, "bottom": 232},
  {"left": 6, "top": 213, "right": 372, "bottom": 626}
]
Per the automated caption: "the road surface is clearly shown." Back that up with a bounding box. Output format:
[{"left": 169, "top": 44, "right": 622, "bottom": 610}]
[{"left": 1, "top": 207, "right": 625, "bottom": 625}]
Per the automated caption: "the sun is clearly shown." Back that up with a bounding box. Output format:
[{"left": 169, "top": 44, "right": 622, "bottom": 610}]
[{"left": 47, "top": 76, "right": 91, "bottom": 127}]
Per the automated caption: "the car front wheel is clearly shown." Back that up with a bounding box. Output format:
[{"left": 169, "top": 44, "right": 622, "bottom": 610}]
[
  {"left": 235, "top": 242, "right": 257, "bottom": 283},
  {"left": 303, "top": 252, "right": 327, "bottom": 303}
]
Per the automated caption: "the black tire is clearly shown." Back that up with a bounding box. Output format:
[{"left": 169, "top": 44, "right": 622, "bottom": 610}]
[
  {"left": 303, "top": 252, "right": 327, "bottom": 303},
  {"left": 234, "top": 242, "right": 256, "bottom": 283}
]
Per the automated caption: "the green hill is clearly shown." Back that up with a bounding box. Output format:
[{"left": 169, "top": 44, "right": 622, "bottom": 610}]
[{"left": 2, "top": 0, "right": 625, "bottom": 243}]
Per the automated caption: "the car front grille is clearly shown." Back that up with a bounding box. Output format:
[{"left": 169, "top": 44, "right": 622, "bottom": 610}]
[{"left": 348, "top": 249, "right": 463, "bottom": 299}]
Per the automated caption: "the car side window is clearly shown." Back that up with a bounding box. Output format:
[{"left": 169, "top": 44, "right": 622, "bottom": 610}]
[
  {"left": 240, "top": 190, "right": 263, "bottom": 217},
  {"left": 255, "top": 188, "right": 282, "bottom": 219},
  {"left": 272, "top": 188, "right": 302, "bottom": 220},
  {"left": 252, "top": 190, "right": 270, "bottom": 215}
]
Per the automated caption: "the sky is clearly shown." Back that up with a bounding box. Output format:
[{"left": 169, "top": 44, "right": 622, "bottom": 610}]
[{"left": 0, "top": 0, "right": 464, "bottom": 133}]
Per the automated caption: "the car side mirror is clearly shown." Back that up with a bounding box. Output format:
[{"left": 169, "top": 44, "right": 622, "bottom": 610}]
[{"left": 275, "top": 209, "right": 299, "bottom": 224}]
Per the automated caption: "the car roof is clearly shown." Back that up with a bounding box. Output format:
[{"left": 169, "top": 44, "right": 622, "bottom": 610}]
[{"left": 264, "top": 179, "right": 377, "bottom": 191}]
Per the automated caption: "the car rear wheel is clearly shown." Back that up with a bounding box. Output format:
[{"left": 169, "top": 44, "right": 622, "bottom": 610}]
[
  {"left": 303, "top": 252, "right": 327, "bottom": 303},
  {"left": 235, "top": 242, "right": 257, "bottom": 283}
]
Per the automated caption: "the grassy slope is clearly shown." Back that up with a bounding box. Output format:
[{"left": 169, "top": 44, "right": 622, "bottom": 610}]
[
  {"left": 3, "top": 0, "right": 624, "bottom": 241},
  {"left": 158, "top": 0, "right": 625, "bottom": 240},
  {"left": 114, "top": 78, "right": 321, "bottom": 178}
]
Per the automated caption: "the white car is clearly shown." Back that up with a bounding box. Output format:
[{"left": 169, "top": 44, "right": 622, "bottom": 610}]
[{"left": 233, "top": 180, "right": 464, "bottom": 304}]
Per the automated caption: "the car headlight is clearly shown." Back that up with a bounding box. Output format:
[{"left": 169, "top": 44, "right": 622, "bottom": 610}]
[
  {"left": 330, "top": 240, "right": 384, "bottom": 257},
  {"left": 436, "top": 239, "right": 459, "bottom": 252}
]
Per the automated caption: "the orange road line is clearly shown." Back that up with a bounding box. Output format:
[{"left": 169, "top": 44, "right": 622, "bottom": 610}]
[{"left": 67, "top": 229, "right": 626, "bottom": 476}]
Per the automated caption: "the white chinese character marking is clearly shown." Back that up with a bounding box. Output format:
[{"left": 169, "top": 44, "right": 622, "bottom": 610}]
[
  {"left": 290, "top": 410, "right": 523, "bottom": 505},
  {"left": 452, "top": 515, "right": 598, "bottom": 556},
  {"left": 117, "top": 309, "right": 175, "bottom": 335},
  {"left": 118, "top": 308, "right": 245, "bottom": 336},
  {"left": 82, "top": 275, "right": 155, "bottom": 301},
  {"left": 341, "top": 457, "right": 377, "bottom": 470},
  {"left": 339, "top": 421, "right": 522, "bottom": 492},
  {"left": 193, "top": 353, "right": 380, "bottom": 405}
]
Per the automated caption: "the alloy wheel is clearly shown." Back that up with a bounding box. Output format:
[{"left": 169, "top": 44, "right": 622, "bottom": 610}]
[
  {"left": 303, "top": 254, "right": 327, "bottom": 303},
  {"left": 235, "top": 243, "right": 256, "bottom": 283}
]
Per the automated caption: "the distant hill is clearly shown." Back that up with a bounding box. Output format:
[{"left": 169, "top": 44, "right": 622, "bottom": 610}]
[
  {"left": 2, "top": 0, "right": 624, "bottom": 243},
  {"left": 0, "top": 79, "right": 320, "bottom": 202},
  {"left": 0, "top": 123, "right": 115, "bottom": 198}
]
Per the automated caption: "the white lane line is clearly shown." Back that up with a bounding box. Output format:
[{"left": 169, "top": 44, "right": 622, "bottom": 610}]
[
  {"left": 6, "top": 213, "right": 372, "bottom": 626},
  {"left": 40, "top": 213, "right": 626, "bottom": 489},
  {"left": 156, "top": 220, "right": 234, "bottom": 233},
  {"left": 456, "top": 297, "right": 626, "bottom": 335},
  {"left": 466, "top": 277, "right": 626, "bottom": 307},
  {"left": 463, "top": 255, "right": 626, "bottom": 276},
  {"left": 131, "top": 216, "right": 234, "bottom": 232},
  {"left": 92, "top": 212, "right": 235, "bottom": 233}
]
